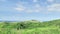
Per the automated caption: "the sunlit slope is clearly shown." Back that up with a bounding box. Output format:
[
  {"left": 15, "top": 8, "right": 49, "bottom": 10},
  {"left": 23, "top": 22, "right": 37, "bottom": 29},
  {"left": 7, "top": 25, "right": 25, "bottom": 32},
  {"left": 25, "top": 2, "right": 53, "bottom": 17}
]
[{"left": 0, "top": 19, "right": 60, "bottom": 34}]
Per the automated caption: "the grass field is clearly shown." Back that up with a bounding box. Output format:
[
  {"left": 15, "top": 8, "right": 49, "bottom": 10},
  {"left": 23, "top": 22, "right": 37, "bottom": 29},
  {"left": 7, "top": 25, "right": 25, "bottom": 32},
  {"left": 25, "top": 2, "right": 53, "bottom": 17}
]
[
  {"left": 0, "top": 19, "right": 60, "bottom": 34},
  {"left": 20, "top": 28, "right": 60, "bottom": 34},
  {"left": 0, "top": 27, "right": 60, "bottom": 34}
]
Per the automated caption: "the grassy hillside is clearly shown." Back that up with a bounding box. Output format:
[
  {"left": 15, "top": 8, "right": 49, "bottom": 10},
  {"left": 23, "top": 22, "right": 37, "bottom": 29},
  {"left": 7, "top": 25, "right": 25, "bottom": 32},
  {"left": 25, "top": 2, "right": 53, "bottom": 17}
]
[{"left": 0, "top": 19, "right": 60, "bottom": 34}]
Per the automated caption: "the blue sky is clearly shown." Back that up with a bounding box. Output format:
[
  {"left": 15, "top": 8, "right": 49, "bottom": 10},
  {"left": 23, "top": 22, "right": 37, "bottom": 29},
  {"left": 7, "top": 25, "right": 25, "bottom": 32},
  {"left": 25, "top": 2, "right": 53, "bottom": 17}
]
[{"left": 0, "top": 0, "right": 60, "bottom": 21}]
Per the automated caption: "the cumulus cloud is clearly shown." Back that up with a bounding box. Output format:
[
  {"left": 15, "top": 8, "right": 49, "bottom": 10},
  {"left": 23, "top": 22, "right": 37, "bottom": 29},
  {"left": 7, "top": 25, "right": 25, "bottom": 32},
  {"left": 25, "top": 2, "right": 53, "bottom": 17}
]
[
  {"left": 47, "top": 0, "right": 54, "bottom": 2},
  {"left": 14, "top": 2, "right": 44, "bottom": 13},
  {"left": 15, "top": 5, "right": 26, "bottom": 11},
  {"left": 15, "top": 0, "right": 60, "bottom": 13},
  {"left": 47, "top": 4, "right": 60, "bottom": 12},
  {"left": 26, "top": 4, "right": 42, "bottom": 13},
  {"left": 32, "top": 0, "right": 38, "bottom": 2}
]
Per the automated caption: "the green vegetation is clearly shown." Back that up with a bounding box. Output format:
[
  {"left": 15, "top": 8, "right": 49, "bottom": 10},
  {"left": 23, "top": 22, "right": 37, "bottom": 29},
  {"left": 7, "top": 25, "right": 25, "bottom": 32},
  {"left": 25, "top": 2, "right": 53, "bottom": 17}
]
[{"left": 0, "top": 19, "right": 60, "bottom": 34}]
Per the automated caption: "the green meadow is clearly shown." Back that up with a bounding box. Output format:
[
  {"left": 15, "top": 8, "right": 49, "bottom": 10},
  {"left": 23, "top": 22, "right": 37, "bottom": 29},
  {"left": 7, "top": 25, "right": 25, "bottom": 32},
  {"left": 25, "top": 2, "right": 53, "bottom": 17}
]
[{"left": 0, "top": 19, "right": 60, "bottom": 34}]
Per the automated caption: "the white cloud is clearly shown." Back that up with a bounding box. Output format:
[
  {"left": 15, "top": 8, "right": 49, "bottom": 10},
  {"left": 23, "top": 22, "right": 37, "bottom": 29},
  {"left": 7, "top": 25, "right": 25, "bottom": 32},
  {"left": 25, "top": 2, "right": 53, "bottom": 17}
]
[
  {"left": 47, "top": 4, "right": 60, "bottom": 12},
  {"left": 14, "top": 2, "right": 43, "bottom": 13},
  {"left": 27, "top": 4, "right": 42, "bottom": 13},
  {"left": 33, "top": 0, "right": 38, "bottom": 2},
  {"left": 15, "top": 6, "right": 25, "bottom": 11},
  {"left": 47, "top": 0, "right": 54, "bottom": 2},
  {"left": 33, "top": 4, "right": 42, "bottom": 12},
  {"left": 15, "top": 8, "right": 24, "bottom": 11},
  {"left": 14, "top": 3, "right": 26, "bottom": 11}
]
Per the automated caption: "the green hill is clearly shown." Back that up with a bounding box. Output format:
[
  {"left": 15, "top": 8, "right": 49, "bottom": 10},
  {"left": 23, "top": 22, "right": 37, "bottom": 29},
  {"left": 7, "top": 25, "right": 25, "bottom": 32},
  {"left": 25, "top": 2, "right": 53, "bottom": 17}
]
[{"left": 0, "top": 19, "right": 60, "bottom": 34}]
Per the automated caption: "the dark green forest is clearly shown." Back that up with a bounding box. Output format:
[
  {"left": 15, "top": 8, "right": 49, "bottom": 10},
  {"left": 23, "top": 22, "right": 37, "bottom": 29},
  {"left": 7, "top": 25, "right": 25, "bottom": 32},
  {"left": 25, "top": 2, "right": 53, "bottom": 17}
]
[{"left": 0, "top": 19, "right": 60, "bottom": 34}]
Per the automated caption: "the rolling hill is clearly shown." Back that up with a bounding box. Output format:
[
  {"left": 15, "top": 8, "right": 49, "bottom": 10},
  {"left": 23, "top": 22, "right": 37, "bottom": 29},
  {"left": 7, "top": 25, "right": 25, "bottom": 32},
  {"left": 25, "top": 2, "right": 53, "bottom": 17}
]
[{"left": 0, "top": 19, "right": 60, "bottom": 34}]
